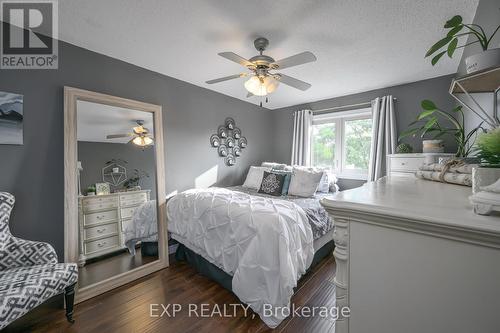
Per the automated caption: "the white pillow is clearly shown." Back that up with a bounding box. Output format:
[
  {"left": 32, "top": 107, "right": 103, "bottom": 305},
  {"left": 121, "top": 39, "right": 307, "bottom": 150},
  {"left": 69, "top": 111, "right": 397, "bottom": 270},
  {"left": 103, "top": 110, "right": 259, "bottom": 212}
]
[
  {"left": 317, "top": 172, "right": 330, "bottom": 193},
  {"left": 242, "top": 166, "right": 270, "bottom": 190},
  {"left": 288, "top": 167, "right": 324, "bottom": 197},
  {"left": 261, "top": 162, "right": 287, "bottom": 170}
]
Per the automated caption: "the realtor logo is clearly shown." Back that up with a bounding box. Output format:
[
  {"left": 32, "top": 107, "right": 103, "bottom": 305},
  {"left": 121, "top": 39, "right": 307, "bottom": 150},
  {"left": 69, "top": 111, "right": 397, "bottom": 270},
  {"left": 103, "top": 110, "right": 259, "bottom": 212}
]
[{"left": 1, "top": 0, "right": 58, "bottom": 69}]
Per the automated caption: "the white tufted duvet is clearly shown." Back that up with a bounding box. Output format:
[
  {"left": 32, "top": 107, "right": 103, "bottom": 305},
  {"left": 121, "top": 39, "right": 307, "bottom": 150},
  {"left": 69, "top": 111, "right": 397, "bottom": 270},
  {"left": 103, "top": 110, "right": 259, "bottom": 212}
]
[{"left": 167, "top": 187, "right": 314, "bottom": 328}]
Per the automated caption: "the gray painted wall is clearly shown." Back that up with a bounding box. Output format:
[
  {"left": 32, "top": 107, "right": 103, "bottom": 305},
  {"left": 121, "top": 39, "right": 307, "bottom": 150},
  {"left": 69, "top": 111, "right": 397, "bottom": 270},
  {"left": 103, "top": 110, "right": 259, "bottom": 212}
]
[
  {"left": 0, "top": 40, "right": 275, "bottom": 257},
  {"left": 78, "top": 141, "right": 157, "bottom": 199},
  {"left": 271, "top": 74, "right": 458, "bottom": 190}
]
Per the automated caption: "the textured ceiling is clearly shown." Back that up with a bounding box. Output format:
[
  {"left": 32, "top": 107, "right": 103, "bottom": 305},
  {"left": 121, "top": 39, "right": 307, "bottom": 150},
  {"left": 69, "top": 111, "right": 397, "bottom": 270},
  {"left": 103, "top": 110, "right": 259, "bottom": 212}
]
[{"left": 59, "top": 0, "right": 479, "bottom": 109}]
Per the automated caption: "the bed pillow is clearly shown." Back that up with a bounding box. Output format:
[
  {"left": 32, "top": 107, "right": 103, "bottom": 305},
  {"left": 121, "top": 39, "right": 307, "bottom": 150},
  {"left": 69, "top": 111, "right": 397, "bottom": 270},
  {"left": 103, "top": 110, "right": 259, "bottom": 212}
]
[
  {"left": 317, "top": 172, "right": 331, "bottom": 193},
  {"left": 261, "top": 162, "right": 287, "bottom": 170},
  {"left": 258, "top": 171, "right": 286, "bottom": 196},
  {"left": 242, "top": 166, "right": 270, "bottom": 190},
  {"left": 288, "top": 167, "right": 323, "bottom": 197},
  {"left": 271, "top": 170, "right": 293, "bottom": 195}
]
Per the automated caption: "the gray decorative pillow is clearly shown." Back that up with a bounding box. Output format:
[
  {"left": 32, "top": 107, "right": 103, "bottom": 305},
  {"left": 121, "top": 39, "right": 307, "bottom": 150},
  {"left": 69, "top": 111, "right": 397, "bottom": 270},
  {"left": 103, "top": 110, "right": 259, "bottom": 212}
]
[
  {"left": 288, "top": 167, "right": 323, "bottom": 197},
  {"left": 258, "top": 171, "right": 285, "bottom": 196}
]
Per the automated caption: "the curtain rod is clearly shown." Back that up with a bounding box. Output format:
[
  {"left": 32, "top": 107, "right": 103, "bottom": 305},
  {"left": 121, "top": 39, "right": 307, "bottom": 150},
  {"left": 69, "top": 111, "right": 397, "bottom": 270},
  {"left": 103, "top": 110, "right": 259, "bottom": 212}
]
[{"left": 312, "top": 97, "right": 397, "bottom": 115}]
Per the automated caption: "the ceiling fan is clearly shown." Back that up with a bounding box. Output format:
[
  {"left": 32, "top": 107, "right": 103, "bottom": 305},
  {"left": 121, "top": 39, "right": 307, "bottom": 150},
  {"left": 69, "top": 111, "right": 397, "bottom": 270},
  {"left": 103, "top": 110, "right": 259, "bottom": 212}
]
[
  {"left": 206, "top": 37, "right": 316, "bottom": 104},
  {"left": 106, "top": 120, "right": 154, "bottom": 147}
]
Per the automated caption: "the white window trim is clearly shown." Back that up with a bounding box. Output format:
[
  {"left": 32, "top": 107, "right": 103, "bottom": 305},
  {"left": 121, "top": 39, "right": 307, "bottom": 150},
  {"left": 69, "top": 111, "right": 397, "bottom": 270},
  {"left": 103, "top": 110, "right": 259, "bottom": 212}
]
[{"left": 311, "top": 107, "right": 372, "bottom": 180}]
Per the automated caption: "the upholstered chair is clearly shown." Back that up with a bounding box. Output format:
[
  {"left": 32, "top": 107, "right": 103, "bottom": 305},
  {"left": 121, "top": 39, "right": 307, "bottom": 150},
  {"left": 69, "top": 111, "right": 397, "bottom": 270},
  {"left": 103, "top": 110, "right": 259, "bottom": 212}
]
[{"left": 0, "top": 192, "right": 78, "bottom": 330}]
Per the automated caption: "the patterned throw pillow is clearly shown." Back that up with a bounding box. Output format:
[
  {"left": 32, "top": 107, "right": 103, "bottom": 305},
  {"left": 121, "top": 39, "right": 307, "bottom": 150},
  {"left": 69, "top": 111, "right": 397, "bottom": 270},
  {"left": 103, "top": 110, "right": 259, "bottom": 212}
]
[
  {"left": 271, "top": 169, "right": 293, "bottom": 195},
  {"left": 258, "top": 171, "right": 285, "bottom": 196}
]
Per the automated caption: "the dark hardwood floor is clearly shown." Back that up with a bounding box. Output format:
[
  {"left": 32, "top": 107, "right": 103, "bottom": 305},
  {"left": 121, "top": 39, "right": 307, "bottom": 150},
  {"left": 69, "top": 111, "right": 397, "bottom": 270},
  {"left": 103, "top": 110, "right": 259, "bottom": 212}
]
[{"left": 5, "top": 254, "right": 336, "bottom": 333}]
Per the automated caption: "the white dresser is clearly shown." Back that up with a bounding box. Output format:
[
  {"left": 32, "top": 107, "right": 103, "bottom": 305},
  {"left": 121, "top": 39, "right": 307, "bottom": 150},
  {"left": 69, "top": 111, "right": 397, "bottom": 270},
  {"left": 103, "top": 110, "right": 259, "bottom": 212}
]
[
  {"left": 78, "top": 190, "right": 150, "bottom": 266},
  {"left": 322, "top": 178, "right": 500, "bottom": 333},
  {"left": 386, "top": 153, "right": 455, "bottom": 177}
]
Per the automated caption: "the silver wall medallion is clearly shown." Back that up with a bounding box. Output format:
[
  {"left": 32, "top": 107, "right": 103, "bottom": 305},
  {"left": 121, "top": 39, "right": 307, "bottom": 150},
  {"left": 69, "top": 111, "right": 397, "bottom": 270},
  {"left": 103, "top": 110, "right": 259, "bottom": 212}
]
[{"left": 210, "top": 118, "right": 246, "bottom": 166}]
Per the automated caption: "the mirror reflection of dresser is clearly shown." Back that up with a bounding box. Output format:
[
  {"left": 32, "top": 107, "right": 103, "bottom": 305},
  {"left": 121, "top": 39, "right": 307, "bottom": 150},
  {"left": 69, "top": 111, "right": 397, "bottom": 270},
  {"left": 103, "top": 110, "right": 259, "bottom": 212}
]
[{"left": 78, "top": 190, "right": 150, "bottom": 266}]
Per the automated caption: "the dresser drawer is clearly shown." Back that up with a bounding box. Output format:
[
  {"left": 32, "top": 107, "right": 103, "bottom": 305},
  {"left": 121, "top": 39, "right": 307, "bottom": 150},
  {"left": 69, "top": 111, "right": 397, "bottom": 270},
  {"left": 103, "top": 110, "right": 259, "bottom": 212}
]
[
  {"left": 84, "top": 235, "right": 120, "bottom": 255},
  {"left": 120, "top": 193, "right": 147, "bottom": 207},
  {"left": 120, "top": 206, "right": 138, "bottom": 219},
  {"left": 84, "top": 210, "right": 118, "bottom": 226},
  {"left": 120, "top": 192, "right": 147, "bottom": 206},
  {"left": 84, "top": 222, "right": 118, "bottom": 240},
  {"left": 83, "top": 200, "right": 119, "bottom": 213},
  {"left": 83, "top": 195, "right": 118, "bottom": 207},
  {"left": 389, "top": 157, "right": 424, "bottom": 172}
]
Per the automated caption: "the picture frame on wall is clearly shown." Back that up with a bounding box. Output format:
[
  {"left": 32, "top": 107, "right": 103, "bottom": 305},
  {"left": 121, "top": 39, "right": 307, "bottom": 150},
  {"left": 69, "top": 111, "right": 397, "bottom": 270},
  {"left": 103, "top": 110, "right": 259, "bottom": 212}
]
[{"left": 0, "top": 91, "right": 23, "bottom": 145}]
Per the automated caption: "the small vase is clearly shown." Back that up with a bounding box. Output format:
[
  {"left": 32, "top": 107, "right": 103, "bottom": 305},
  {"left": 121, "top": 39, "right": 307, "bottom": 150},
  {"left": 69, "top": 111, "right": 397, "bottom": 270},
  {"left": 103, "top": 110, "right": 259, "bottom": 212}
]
[
  {"left": 465, "top": 48, "right": 500, "bottom": 74},
  {"left": 472, "top": 166, "right": 500, "bottom": 194}
]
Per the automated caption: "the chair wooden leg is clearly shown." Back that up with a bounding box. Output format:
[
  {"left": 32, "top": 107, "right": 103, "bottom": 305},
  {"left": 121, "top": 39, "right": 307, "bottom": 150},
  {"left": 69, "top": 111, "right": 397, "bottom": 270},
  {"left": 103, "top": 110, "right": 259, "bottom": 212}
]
[{"left": 64, "top": 283, "right": 76, "bottom": 323}]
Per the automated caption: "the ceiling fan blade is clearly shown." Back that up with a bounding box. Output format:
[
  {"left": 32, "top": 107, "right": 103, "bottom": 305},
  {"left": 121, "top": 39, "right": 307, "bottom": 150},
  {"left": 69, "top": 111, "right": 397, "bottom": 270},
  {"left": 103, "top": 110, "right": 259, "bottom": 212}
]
[
  {"left": 271, "top": 51, "right": 316, "bottom": 70},
  {"left": 206, "top": 73, "right": 247, "bottom": 84},
  {"left": 276, "top": 74, "right": 312, "bottom": 91},
  {"left": 106, "top": 133, "right": 133, "bottom": 139},
  {"left": 246, "top": 92, "right": 253, "bottom": 98},
  {"left": 218, "top": 52, "right": 254, "bottom": 68}
]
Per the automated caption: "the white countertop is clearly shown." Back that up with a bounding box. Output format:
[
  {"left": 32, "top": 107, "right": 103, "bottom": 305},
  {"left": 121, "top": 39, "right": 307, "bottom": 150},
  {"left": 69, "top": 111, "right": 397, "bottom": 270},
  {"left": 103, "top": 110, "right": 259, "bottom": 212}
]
[{"left": 321, "top": 177, "right": 500, "bottom": 236}]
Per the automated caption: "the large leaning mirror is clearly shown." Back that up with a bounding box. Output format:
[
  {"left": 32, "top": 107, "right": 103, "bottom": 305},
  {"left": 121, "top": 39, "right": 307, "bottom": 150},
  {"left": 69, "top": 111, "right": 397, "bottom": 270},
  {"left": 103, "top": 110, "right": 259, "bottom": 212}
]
[{"left": 64, "top": 87, "right": 167, "bottom": 303}]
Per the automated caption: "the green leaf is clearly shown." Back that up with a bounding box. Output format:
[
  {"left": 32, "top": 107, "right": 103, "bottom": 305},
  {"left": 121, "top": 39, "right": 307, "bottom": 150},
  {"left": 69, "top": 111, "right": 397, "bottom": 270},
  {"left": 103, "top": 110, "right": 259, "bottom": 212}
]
[
  {"left": 425, "top": 36, "right": 453, "bottom": 57},
  {"left": 447, "top": 38, "right": 458, "bottom": 58},
  {"left": 417, "top": 110, "right": 435, "bottom": 120},
  {"left": 424, "top": 118, "right": 438, "bottom": 130},
  {"left": 431, "top": 51, "right": 446, "bottom": 65},
  {"left": 452, "top": 105, "right": 463, "bottom": 112},
  {"left": 399, "top": 128, "right": 420, "bottom": 139},
  {"left": 433, "top": 131, "right": 448, "bottom": 139},
  {"left": 421, "top": 100, "right": 437, "bottom": 111},
  {"left": 444, "top": 15, "right": 463, "bottom": 28},
  {"left": 447, "top": 25, "right": 463, "bottom": 37}
]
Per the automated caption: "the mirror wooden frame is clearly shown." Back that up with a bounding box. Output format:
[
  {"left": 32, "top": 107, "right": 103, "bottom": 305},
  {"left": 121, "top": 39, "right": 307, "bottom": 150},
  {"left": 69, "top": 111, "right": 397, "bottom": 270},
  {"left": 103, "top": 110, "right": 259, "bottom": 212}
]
[{"left": 64, "top": 87, "right": 168, "bottom": 303}]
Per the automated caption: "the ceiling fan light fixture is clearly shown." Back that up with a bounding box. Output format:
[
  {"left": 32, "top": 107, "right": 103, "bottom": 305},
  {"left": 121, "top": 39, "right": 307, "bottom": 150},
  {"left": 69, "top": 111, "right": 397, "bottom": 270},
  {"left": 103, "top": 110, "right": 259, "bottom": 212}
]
[
  {"left": 244, "top": 76, "right": 279, "bottom": 96},
  {"left": 132, "top": 136, "right": 154, "bottom": 147}
]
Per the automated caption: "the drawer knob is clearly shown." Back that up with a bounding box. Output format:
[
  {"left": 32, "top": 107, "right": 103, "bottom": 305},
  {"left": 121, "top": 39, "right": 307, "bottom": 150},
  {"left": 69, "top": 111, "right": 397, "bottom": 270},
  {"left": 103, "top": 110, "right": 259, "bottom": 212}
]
[
  {"left": 97, "top": 228, "right": 105, "bottom": 233},
  {"left": 401, "top": 162, "right": 406, "bottom": 165},
  {"left": 97, "top": 241, "right": 107, "bottom": 247}
]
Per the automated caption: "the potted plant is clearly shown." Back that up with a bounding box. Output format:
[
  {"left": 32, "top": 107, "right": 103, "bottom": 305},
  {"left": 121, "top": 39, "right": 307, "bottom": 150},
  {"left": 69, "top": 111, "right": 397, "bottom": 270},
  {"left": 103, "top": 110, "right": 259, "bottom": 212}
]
[
  {"left": 471, "top": 128, "right": 500, "bottom": 193},
  {"left": 399, "top": 100, "right": 484, "bottom": 159},
  {"left": 86, "top": 185, "right": 96, "bottom": 196},
  {"left": 124, "top": 169, "right": 149, "bottom": 191},
  {"left": 396, "top": 143, "right": 414, "bottom": 154},
  {"left": 425, "top": 15, "right": 500, "bottom": 73}
]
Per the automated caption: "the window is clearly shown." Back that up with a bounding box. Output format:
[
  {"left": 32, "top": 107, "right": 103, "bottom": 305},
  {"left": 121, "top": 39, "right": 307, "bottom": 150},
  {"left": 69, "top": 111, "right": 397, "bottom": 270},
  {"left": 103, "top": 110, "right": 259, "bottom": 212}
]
[{"left": 311, "top": 108, "right": 373, "bottom": 179}]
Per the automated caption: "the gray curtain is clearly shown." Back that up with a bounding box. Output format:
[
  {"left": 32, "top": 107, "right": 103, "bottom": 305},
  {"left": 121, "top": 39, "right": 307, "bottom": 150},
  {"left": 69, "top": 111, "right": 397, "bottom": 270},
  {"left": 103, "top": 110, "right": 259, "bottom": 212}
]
[
  {"left": 291, "top": 109, "right": 313, "bottom": 166},
  {"left": 368, "top": 96, "right": 397, "bottom": 181}
]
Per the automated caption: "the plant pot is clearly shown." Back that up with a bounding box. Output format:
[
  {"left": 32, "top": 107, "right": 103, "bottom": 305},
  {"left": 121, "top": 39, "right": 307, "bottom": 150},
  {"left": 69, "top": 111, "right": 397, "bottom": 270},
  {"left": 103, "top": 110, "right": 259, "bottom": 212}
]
[
  {"left": 87, "top": 191, "right": 96, "bottom": 196},
  {"left": 465, "top": 48, "right": 500, "bottom": 74},
  {"left": 422, "top": 140, "right": 444, "bottom": 153},
  {"left": 472, "top": 166, "right": 500, "bottom": 194}
]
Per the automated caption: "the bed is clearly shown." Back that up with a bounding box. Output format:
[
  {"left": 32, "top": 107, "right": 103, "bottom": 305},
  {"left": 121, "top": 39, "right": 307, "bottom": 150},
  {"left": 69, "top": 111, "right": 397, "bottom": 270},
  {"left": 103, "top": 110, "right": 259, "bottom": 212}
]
[
  {"left": 167, "top": 185, "right": 334, "bottom": 328},
  {"left": 123, "top": 200, "right": 158, "bottom": 255}
]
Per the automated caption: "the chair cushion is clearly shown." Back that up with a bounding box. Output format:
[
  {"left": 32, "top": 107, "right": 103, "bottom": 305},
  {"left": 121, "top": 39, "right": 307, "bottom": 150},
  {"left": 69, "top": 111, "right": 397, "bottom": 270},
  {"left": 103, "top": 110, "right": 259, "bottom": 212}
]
[
  {"left": 0, "top": 263, "right": 78, "bottom": 330},
  {"left": 0, "top": 192, "right": 15, "bottom": 251}
]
